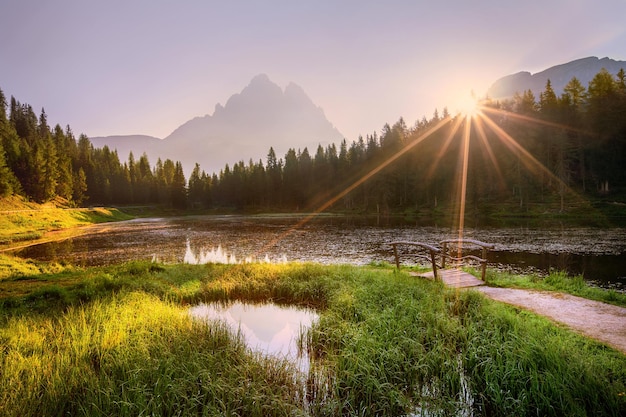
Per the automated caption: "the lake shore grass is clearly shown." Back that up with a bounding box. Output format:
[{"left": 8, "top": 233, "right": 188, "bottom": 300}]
[
  {"left": 0, "top": 196, "right": 133, "bottom": 251},
  {"left": 1, "top": 261, "right": 624, "bottom": 416}
]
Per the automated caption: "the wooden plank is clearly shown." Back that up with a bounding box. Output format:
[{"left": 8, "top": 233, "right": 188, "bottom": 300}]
[{"left": 417, "top": 269, "right": 485, "bottom": 288}]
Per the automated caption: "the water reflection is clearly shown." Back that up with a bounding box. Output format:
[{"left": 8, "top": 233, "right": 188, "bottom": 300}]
[
  {"left": 182, "top": 240, "right": 288, "bottom": 264},
  {"left": 12, "top": 215, "right": 626, "bottom": 290},
  {"left": 189, "top": 302, "right": 317, "bottom": 373}
]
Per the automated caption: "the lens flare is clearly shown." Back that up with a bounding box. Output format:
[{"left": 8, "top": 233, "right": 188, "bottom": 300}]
[{"left": 455, "top": 91, "right": 480, "bottom": 118}]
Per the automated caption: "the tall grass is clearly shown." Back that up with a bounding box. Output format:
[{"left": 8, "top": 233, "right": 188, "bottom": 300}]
[
  {"left": 304, "top": 269, "right": 625, "bottom": 415},
  {"left": 0, "top": 292, "right": 305, "bottom": 417},
  {"left": 1, "top": 261, "right": 625, "bottom": 415}
]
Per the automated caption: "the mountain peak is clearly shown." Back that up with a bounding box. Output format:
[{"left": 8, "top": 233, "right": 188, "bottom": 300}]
[
  {"left": 250, "top": 73, "right": 272, "bottom": 85},
  {"left": 487, "top": 56, "right": 626, "bottom": 99},
  {"left": 164, "top": 74, "right": 343, "bottom": 174},
  {"left": 92, "top": 74, "right": 344, "bottom": 176}
]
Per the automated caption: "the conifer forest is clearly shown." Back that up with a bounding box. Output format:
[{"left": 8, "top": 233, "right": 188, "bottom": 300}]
[{"left": 1, "top": 68, "right": 625, "bottom": 215}]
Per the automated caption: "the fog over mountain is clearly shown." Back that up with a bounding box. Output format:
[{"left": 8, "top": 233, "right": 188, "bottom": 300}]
[
  {"left": 92, "top": 57, "right": 626, "bottom": 177},
  {"left": 91, "top": 74, "right": 344, "bottom": 176},
  {"left": 487, "top": 56, "right": 626, "bottom": 100}
]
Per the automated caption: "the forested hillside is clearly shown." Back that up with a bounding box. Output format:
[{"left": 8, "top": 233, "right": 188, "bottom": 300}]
[
  {"left": 1, "top": 67, "right": 625, "bottom": 215},
  {"left": 0, "top": 90, "right": 188, "bottom": 208}
]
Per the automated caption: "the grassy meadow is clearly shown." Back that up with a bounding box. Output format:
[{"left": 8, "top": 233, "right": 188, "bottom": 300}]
[
  {"left": 0, "top": 196, "right": 132, "bottom": 250},
  {"left": 1, "top": 259, "right": 625, "bottom": 416}
]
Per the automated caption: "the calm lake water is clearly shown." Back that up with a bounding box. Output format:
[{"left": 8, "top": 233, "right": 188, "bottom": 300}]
[{"left": 14, "top": 215, "right": 626, "bottom": 291}]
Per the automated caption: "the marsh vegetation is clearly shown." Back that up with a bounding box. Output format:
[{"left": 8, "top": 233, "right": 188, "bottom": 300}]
[{"left": 1, "top": 261, "right": 625, "bottom": 416}]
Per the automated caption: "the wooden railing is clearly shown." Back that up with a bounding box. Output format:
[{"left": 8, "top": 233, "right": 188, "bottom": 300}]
[
  {"left": 390, "top": 241, "right": 441, "bottom": 278},
  {"left": 390, "top": 238, "right": 495, "bottom": 281},
  {"left": 440, "top": 239, "right": 495, "bottom": 281}
]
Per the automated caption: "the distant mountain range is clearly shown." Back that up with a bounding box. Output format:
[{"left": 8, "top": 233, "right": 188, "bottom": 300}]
[
  {"left": 92, "top": 57, "right": 626, "bottom": 177},
  {"left": 487, "top": 56, "right": 626, "bottom": 99},
  {"left": 90, "top": 74, "right": 344, "bottom": 176}
]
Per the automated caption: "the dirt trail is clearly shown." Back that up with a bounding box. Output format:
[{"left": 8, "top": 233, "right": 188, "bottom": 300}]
[{"left": 475, "top": 287, "right": 626, "bottom": 354}]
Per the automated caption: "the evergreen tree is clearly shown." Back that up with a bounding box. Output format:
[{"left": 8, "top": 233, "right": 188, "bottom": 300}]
[
  {"left": 0, "top": 88, "right": 20, "bottom": 196},
  {"left": 514, "top": 89, "right": 538, "bottom": 114},
  {"left": 0, "top": 141, "right": 17, "bottom": 196},
  {"left": 171, "top": 161, "right": 187, "bottom": 209},
  {"left": 266, "top": 147, "right": 282, "bottom": 207},
  {"left": 562, "top": 77, "right": 586, "bottom": 111},
  {"left": 539, "top": 79, "right": 558, "bottom": 119},
  {"left": 188, "top": 163, "right": 204, "bottom": 207},
  {"left": 283, "top": 148, "right": 299, "bottom": 207},
  {"left": 53, "top": 125, "right": 74, "bottom": 201},
  {"left": 72, "top": 167, "right": 87, "bottom": 205},
  {"left": 41, "top": 134, "right": 59, "bottom": 201}
]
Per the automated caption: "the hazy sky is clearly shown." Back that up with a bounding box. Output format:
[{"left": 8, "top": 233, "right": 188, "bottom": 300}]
[{"left": 1, "top": 0, "right": 625, "bottom": 142}]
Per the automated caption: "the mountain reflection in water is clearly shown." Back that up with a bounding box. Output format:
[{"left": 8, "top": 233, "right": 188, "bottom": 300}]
[{"left": 189, "top": 302, "right": 317, "bottom": 373}]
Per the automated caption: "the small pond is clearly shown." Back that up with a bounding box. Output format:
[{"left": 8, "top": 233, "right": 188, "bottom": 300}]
[{"left": 189, "top": 302, "right": 318, "bottom": 373}]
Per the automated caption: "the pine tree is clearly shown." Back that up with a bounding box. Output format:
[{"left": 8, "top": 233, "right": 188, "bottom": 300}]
[
  {"left": 188, "top": 163, "right": 204, "bottom": 207},
  {"left": 72, "top": 167, "right": 87, "bottom": 205},
  {"left": 0, "top": 88, "right": 20, "bottom": 196},
  {"left": 539, "top": 79, "right": 558, "bottom": 119},
  {"left": 266, "top": 147, "right": 282, "bottom": 207},
  {"left": 53, "top": 125, "right": 74, "bottom": 201},
  {"left": 0, "top": 141, "right": 17, "bottom": 196},
  {"left": 171, "top": 161, "right": 187, "bottom": 209},
  {"left": 562, "top": 77, "right": 586, "bottom": 111}
]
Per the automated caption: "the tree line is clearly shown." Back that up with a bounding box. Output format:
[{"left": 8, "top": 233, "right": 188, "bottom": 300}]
[
  {"left": 1, "top": 67, "right": 625, "bottom": 214},
  {"left": 0, "top": 91, "right": 187, "bottom": 208},
  {"left": 203, "top": 67, "right": 626, "bottom": 214}
]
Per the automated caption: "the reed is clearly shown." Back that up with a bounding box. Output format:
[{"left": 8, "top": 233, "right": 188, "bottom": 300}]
[
  {"left": 1, "top": 261, "right": 625, "bottom": 415},
  {"left": 0, "top": 292, "right": 305, "bottom": 417}
]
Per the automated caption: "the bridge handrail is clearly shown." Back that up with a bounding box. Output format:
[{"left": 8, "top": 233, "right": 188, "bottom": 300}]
[
  {"left": 388, "top": 239, "right": 494, "bottom": 282},
  {"left": 440, "top": 239, "right": 494, "bottom": 281},
  {"left": 439, "top": 238, "right": 495, "bottom": 249},
  {"left": 389, "top": 241, "right": 441, "bottom": 279}
]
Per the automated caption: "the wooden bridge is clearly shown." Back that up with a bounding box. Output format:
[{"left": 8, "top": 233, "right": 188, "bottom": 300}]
[{"left": 390, "top": 239, "right": 495, "bottom": 288}]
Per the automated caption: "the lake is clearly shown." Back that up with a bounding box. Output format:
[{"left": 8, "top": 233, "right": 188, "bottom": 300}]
[{"left": 13, "top": 214, "right": 626, "bottom": 291}]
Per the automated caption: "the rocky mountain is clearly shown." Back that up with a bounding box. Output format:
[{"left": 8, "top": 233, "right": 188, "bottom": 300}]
[
  {"left": 487, "top": 56, "right": 626, "bottom": 100},
  {"left": 90, "top": 74, "right": 344, "bottom": 176}
]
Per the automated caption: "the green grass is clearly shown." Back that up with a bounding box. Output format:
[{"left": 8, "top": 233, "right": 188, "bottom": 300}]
[
  {"left": 0, "top": 196, "right": 133, "bottom": 250},
  {"left": 1, "top": 262, "right": 625, "bottom": 416}
]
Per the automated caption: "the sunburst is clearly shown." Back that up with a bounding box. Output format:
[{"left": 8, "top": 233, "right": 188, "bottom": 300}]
[{"left": 253, "top": 87, "right": 590, "bottom": 261}]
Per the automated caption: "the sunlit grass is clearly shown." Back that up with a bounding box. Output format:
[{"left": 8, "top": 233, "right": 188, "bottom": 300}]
[
  {"left": 0, "top": 253, "right": 69, "bottom": 281},
  {"left": 0, "top": 292, "right": 305, "bottom": 417},
  {"left": 0, "top": 196, "right": 132, "bottom": 250},
  {"left": 1, "top": 261, "right": 625, "bottom": 415}
]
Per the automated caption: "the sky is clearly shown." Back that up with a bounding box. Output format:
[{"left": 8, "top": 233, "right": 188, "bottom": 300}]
[{"left": 1, "top": 0, "right": 625, "bottom": 142}]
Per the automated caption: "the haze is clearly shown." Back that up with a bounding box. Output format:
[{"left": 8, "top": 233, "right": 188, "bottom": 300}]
[{"left": 1, "top": 0, "right": 625, "bottom": 142}]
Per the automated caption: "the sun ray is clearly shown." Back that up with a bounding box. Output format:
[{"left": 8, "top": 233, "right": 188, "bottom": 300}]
[
  {"left": 243, "top": 97, "right": 593, "bottom": 265},
  {"left": 456, "top": 114, "right": 472, "bottom": 246},
  {"left": 478, "top": 111, "right": 580, "bottom": 201},
  {"left": 480, "top": 106, "right": 595, "bottom": 137},
  {"left": 256, "top": 116, "right": 455, "bottom": 255},
  {"left": 425, "top": 115, "right": 464, "bottom": 182},
  {"left": 472, "top": 112, "right": 507, "bottom": 191}
]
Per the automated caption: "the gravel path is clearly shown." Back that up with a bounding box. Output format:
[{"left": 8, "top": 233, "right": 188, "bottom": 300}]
[{"left": 476, "top": 287, "right": 626, "bottom": 354}]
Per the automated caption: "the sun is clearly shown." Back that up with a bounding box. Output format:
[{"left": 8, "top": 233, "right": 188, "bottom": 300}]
[{"left": 454, "top": 90, "right": 480, "bottom": 118}]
